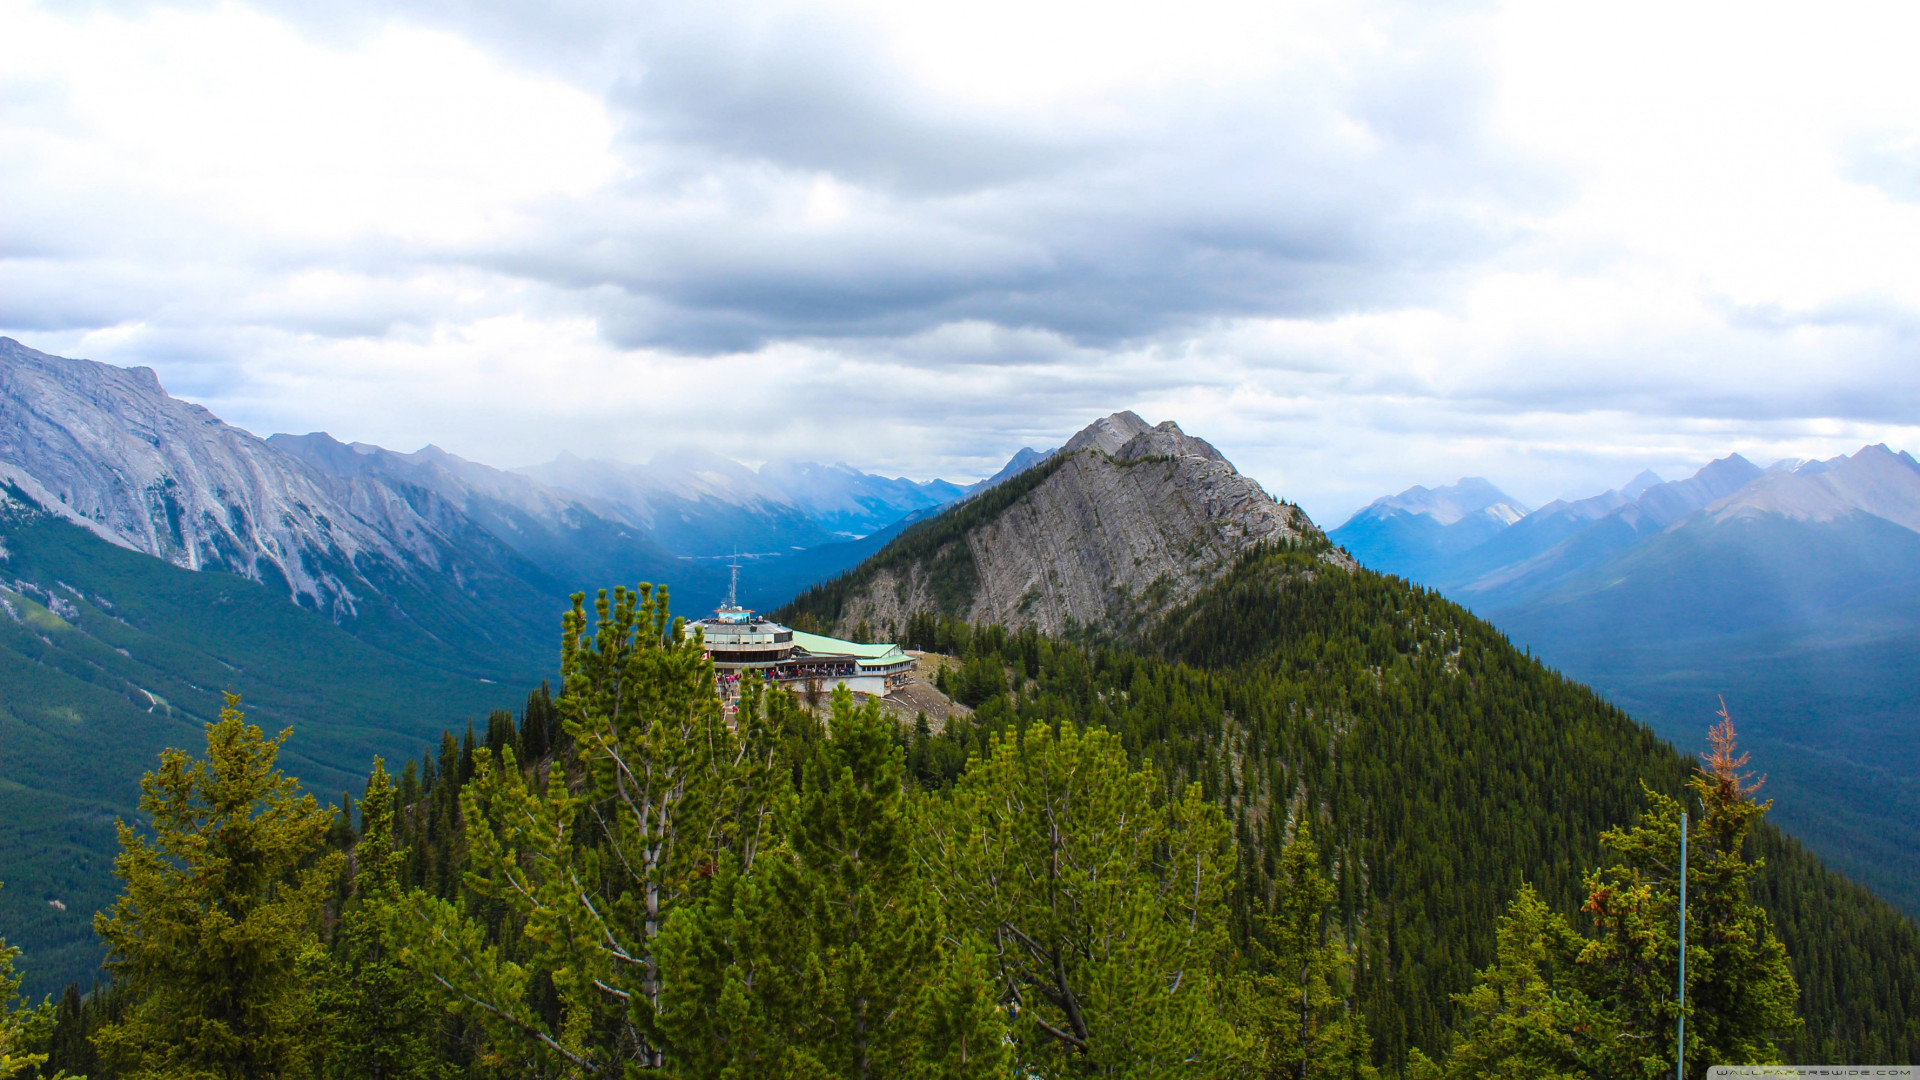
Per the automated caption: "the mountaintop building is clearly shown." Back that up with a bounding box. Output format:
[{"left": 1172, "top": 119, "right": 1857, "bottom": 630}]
[{"left": 687, "top": 575, "right": 913, "bottom": 698}]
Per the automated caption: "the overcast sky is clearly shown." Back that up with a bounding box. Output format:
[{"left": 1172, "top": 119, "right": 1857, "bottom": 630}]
[{"left": 5, "top": 0, "right": 1920, "bottom": 523}]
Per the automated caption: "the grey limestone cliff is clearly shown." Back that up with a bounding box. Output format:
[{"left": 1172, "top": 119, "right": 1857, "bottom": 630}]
[
  {"left": 814, "top": 412, "right": 1345, "bottom": 637},
  {"left": 0, "top": 338, "right": 660, "bottom": 629},
  {"left": 0, "top": 337, "right": 432, "bottom": 616}
]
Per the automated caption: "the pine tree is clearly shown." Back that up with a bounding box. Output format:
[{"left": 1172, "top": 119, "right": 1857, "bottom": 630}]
[
  {"left": 1670, "top": 707, "right": 1801, "bottom": 1075},
  {"left": 1438, "top": 708, "right": 1802, "bottom": 1080},
  {"left": 920, "top": 722, "right": 1236, "bottom": 1077},
  {"left": 0, "top": 883, "right": 57, "bottom": 1080},
  {"left": 399, "top": 586, "right": 792, "bottom": 1075},
  {"left": 1572, "top": 711, "right": 1798, "bottom": 1078},
  {"left": 656, "top": 689, "right": 1008, "bottom": 1079},
  {"left": 1432, "top": 885, "right": 1597, "bottom": 1080},
  {"left": 764, "top": 689, "right": 931, "bottom": 1076},
  {"left": 908, "top": 937, "right": 1013, "bottom": 1080},
  {"left": 312, "top": 758, "right": 448, "bottom": 1080},
  {"left": 40, "top": 980, "right": 112, "bottom": 1080},
  {"left": 1242, "top": 823, "right": 1379, "bottom": 1080},
  {"left": 93, "top": 694, "right": 342, "bottom": 1080}
]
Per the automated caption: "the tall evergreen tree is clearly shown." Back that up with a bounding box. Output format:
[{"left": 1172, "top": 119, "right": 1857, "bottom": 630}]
[
  {"left": 656, "top": 689, "right": 1008, "bottom": 1079},
  {"left": 400, "top": 586, "right": 792, "bottom": 1075},
  {"left": 1575, "top": 709, "right": 1799, "bottom": 1079},
  {"left": 919, "top": 722, "right": 1236, "bottom": 1077},
  {"left": 1682, "top": 710, "right": 1803, "bottom": 1069},
  {"left": 93, "top": 695, "right": 341, "bottom": 1080},
  {"left": 311, "top": 758, "right": 448, "bottom": 1080},
  {"left": 1432, "top": 710, "right": 1801, "bottom": 1079},
  {"left": 0, "top": 883, "right": 56, "bottom": 1080},
  {"left": 1421, "top": 885, "right": 1598, "bottom": 1080},
  {"left": 1241, "top": 823, "right": 1379, "bottom": 1080}
]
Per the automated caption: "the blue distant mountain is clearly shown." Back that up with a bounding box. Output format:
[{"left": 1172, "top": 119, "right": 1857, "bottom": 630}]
[
  {"left": 1330, "top": 445, "right": 1920, "bottom": 916},
  {"left": 1328, "top": 477, "right": 1529, "bottom": 585}
]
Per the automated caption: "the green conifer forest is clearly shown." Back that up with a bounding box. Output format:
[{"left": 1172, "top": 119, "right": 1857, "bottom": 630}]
[{"left": 5, "top": 548, "right": 1918, "bottom": 1077}]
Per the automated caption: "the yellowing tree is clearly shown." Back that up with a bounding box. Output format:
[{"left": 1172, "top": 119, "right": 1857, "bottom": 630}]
[{"left": 1432, "top": 707, "right": 1800, "bottom": 1080}]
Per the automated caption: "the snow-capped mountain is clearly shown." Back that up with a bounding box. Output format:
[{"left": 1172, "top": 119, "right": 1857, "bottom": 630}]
[
  {"left": 519, "top": 451, "right": 969, "bottom": 553},
  {"left": 1326, "top": 477, "right": 1530, "bottom": 585},
  {"left": 0, "top": 337, "right": 977, "bottom": 660}
]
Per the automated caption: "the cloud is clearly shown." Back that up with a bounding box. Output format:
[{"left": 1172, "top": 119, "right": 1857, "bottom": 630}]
[{"left": 5, "top": 0, "right": 1920, "bottom": 526}]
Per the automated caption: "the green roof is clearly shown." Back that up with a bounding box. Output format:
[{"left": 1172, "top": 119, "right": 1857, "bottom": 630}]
[{"left": 790, "top": 631, "right": 906, "bottom": 661}]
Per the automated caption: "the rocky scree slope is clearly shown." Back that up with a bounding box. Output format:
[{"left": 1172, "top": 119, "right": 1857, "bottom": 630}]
[{"left": 778, "top": 411, "right": 1345, "bottom": 638}]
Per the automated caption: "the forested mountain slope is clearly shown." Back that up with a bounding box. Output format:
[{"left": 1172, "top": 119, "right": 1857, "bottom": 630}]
[
  {"left": 0, "top": 496, "right": 520, "bottom": 996},
  {"left": 904, "top": 546, "right": 1920, "bottom": 1066},
  {"left": 205, "top": 542, "right": 1920, "bottom": 1074},
  {"left": 18, "top": 541, "right": 1917, "bottom": 1072},
  {"left": 788, "top": 454, "right": 1920, "bottom": 1066},
  {"left": 1332, "top": 445, "right": 1920, "bottom": 920},
  {"left": 1492, "top": 510, "right": 1920, "bottom": 915}
]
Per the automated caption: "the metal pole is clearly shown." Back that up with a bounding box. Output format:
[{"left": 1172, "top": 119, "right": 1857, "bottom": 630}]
[{"left": 1677, "top": 810, "right": 1688, "bottom": 1080}]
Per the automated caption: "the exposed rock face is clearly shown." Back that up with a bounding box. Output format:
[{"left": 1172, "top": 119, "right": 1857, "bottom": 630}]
[
  {"left": 822, "top": 413, "right": 1344, "bottom": 637},
  {"left": 0, "top": 337, "right": 994, "bottom": 640},
  {"left": 0, "top": 338, "right": 664, "bottom": 627},
  {"left": 1706, "top": 444, "right": 1920, "bottom": 533},
  {"left": 0, "top": 337, "right": 427, "bottom": 616}
]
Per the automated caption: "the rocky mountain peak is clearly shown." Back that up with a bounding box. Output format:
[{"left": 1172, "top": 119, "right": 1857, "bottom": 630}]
[
  {"left": 1113, "top": 420, "right": 1229, "bottom": 464},
  {"left": 1709, "top": 443, "right": 1920, "bottom": 534},
  {"left": 1620, "top": 469, "right": 1665, "bottom": 499},
  {"left": 783, "top": 411, "right": 1344, "bottom": 638},
  {"left": 0, "top": 338, "right": 417, "bottom": 616},
  {"left": 1351, "top": 476, "right": 1529, "bottom": 527},
  {"left": 1060, "top": 410, "right": 1156, "bottom": 456},
  {"left": 0, "top": 341, "right": 653, "bottom": 631}
]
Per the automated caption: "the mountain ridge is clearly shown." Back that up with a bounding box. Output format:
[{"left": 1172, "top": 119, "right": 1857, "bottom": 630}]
[
  {"left": 779, "top": 412, "right": 1343, "bottom": 638},
  {"left": 0, "top": 337, "right": 997, "bottom": 622}
]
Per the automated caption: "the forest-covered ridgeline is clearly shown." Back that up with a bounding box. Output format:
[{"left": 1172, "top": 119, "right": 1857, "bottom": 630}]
[{"left": 4, "top": 546, "right": 1917, "bottom": 1077}]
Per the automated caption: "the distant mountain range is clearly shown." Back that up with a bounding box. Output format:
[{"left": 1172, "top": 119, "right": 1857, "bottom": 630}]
[
  {"left": 1329, "top": 444, "right": 1920, "bottom": 916},
  {"left": 516, "top": 452, "right": 967, "bottom": 554},
  {"left": 0, "top": 336, "right": 982, "bottom": 622},
  {"left": 0, "top": 335, "right": 1004, "bottom": 991}
]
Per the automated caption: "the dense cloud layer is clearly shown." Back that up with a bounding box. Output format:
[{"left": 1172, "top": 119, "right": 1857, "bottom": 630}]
[{"left": 4, "top": 0, "right": 1919, "bottom": 520}]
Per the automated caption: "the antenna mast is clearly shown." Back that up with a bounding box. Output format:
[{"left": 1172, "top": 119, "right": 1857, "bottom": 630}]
[{"left": 1677, "top": 810, "right": 1688, "bottom": 1080}]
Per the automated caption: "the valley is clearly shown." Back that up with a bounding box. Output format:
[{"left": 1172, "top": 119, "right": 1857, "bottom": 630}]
[{"left": 0, "top": 337, "right": 980, "bottom": 994}]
